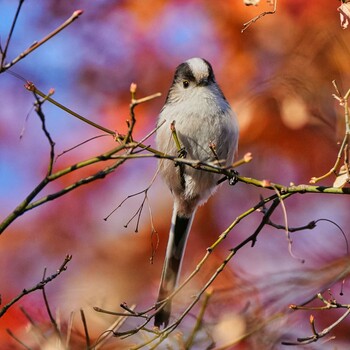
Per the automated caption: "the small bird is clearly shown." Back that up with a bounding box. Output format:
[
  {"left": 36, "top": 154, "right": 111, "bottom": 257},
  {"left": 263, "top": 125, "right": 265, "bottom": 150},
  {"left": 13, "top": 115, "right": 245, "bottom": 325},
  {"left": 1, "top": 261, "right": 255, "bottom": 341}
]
[{"left": 155, "top": 57, "right": 239, "bottom": 327}]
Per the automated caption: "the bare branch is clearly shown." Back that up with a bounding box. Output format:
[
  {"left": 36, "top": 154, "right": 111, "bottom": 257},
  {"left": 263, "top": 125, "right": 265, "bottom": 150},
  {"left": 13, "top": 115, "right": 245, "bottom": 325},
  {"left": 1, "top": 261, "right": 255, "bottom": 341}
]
[
  {"left": 41, "top": 268, "right": 61, "bottom": 338},
  {"left": 93, "top": 305, "right": 136, "bottom": 349},
  {"left": 310, "top": 82, "right": 350, "bottom": 184},
  {"left": 184, "top": 288, "right": 213, "bottom": 349},
  {"left": 241, "top": 0, "right": 277, "bottom": 33},
  {"left": 80, "top": 309, "right": 91, "bottom": 349},
  {"left": 0, "top": 10, "right": 83, "bottom": 73},
  {"left": 283, "top": 293, "right": 350, "bottom": 345},
  {"left": 6, "top": 328, "right": 32, "bottom": 350},
  {"left": 0, "top": 255, "right": 72, "bottom": 318},
  {"left": 25, "top": 82, "right": 116, "bottom": 137},
  {"left": 124, "top": 82, "right": 161, "bottom": 144},
  {"left": 32, "top": 89, "right": 56, "bottom": 175},
  {"left": 0, "top": 0, "right": 25, "bottom": 68}
]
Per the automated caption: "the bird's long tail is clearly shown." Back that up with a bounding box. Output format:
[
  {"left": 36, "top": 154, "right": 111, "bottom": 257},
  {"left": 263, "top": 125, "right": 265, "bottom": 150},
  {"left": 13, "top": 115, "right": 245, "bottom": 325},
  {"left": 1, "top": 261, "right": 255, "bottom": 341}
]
[{"left": 154, "top": 207, "right": 195, "bottom": 328}]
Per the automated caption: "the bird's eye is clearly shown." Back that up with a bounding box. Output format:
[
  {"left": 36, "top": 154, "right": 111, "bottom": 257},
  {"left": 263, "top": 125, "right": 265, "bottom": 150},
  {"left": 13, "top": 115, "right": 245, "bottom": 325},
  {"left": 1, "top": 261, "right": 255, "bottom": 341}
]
[{"left": 183, "top": 80, "right": 190, "bottom": 89}]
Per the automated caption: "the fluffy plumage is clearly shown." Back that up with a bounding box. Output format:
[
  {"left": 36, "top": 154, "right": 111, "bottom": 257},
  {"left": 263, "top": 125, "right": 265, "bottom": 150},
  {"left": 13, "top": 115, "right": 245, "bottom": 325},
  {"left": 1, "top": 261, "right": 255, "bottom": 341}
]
[{"left": 155, "top": 58, "right": 239, "bottom": 327}]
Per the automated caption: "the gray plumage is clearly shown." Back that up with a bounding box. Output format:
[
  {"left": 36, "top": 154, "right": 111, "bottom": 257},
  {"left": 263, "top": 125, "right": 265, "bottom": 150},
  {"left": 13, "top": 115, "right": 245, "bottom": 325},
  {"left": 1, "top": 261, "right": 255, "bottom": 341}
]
[{"left": 155, "top": 57, "right": 239, "bottom": 327}]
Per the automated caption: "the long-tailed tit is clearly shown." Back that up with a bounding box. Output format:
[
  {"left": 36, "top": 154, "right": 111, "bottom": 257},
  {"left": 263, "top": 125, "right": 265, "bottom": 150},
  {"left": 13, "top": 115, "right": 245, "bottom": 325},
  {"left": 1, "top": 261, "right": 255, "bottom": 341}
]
[{"left": 154, "top": 57, "right": 239, "bottom": 327}]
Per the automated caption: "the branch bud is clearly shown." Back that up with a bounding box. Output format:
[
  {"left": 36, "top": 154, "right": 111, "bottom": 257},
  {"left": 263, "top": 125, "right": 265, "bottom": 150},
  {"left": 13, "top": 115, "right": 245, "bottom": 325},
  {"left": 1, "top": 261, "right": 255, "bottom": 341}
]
[{"left": 130, "top": 82, "right": 137, "bottom": 94}]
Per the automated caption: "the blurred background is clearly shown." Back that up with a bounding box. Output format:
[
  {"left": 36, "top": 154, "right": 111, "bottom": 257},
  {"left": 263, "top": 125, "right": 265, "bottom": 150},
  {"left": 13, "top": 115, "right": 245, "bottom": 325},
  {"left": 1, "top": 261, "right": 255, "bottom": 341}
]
[{"left": 1, "top": 0, "right": 350, "bottom": 349}]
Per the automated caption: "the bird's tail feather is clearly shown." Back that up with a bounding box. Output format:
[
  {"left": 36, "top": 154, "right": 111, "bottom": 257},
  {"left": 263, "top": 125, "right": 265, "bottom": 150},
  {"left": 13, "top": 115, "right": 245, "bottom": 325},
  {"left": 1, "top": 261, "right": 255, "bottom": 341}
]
[{"left": 154, "top": 207, "right": 195, "bottom": 328}]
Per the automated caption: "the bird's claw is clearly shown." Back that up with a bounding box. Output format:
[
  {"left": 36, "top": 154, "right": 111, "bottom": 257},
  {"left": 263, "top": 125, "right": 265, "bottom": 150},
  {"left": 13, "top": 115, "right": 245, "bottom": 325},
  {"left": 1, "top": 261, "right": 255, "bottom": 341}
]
[
  {"left": 178, "top": 147, "right": 187, "bottom": 159},
  {"left": 228, "top": 170, "right": 239, "bottom": 186}
]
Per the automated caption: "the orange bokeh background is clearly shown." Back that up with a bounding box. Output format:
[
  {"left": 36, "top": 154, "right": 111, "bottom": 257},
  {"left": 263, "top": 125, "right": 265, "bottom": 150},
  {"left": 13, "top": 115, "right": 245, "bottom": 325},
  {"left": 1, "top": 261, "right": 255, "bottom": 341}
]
[{"left": 1, "top": 1, "right": 350, "bottom": 349}]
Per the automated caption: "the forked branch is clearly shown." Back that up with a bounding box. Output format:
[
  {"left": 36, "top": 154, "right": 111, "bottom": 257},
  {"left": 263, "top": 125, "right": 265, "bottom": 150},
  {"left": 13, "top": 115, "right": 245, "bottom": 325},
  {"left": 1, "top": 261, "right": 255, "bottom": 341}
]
[{"left": 0, "top": 255, "right": 72, "bottom": 318}]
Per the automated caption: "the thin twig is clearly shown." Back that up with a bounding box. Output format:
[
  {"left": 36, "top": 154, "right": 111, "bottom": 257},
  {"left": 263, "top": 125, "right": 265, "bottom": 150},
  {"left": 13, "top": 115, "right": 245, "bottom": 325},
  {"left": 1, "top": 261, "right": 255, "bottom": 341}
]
[
  {"left": 55, "top": 134, "right": 109, "bottom": 162},
  {"left": 124, "top": 83, "right": 161, "bottom": 144},
  {"left": 1, "top": 10, "right": 83, "bottom": 72},
  {"left": 272, "top": 185, "right": 304, "bottom": 263},
  {"left": 0, "top": 255, "right": 72, "bottom": 317},
  {"left": 32, "top": 89, "right": 56, "bottom": 176},
  {"left": 267, "top": 218, "right": 349, "bottom": 255},
  {"left": 80, "top": 309, "right": 91, "bottom": 349},
  {"left": 26, "top": 159, "right": 125, "bottom": 210},
  {"left": 184, "top": 288, "right": 213, "bottom": 349},
  {"left": 310, "top": 83, "right": 350, "bottom": 184},
  {"left": 41, "top": 268, "right": 61, "bottom": 338},
  {"left": 241, "top": 0, "right": 277, "bottom": 33},
  {"left": 0, "top": 0, "right": 25, "bottom": 68},
  {"left": 309, "top": 133, "right": 348, "bottom": 184},
  {"left": 104, "top": 154, "right": 161, "bottom": 261},
  {"left": 94, "top": 304, "right": 147, "bottom": 319},
  {"left": 94, "top": 313, "right": 133, "bottom": 349},
  {"left": 283, "top": 307, "right": 350, "bottom": 345},
  {"left": 25, "top": 82, "right": 116, "bottom": 137},
  {"left": 6, "top": 329, "right": 32, "bottom": 350}
]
